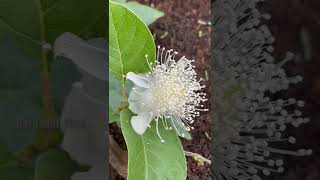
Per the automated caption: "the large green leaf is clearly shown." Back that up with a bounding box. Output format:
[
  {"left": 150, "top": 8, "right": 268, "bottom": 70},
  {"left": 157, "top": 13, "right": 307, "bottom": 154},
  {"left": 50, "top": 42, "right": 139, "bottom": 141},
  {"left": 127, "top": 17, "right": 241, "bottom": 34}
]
[
  {"left": 0, "top": 0, "right": 106, "bottom": 60},
  {"left": 120, "top": 109, "right": 187, "bottom": 180},
  {"left": 109, "top": 1, "right": 156, "bottom": 79}
]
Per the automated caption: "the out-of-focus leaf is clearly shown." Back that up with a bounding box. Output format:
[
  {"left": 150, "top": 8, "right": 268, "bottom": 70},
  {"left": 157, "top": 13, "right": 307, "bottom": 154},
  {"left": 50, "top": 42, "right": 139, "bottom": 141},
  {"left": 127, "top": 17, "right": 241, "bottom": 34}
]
[
  {"left": 109, "top": 73, "right": 122, "bottom": 110},
  {"left": 54, "top": 33, "right": 107, "bottom": 81},
  {"left": 35, "top": 149, "right": 77, "bottom": 180},
  {"left": 60, "top": 79, "right": 107, "bottom": 179},
  {"left": 0, "top": 37, "right": 39, "bottom": 152},
  {"left": 51, "top": 57, "right": 82, "bottom": 115}
]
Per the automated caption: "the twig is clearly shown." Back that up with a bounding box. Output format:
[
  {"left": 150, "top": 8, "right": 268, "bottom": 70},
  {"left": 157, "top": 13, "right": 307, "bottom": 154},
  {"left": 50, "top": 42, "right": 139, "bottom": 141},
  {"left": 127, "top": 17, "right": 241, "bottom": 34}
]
[
  {"left": 109, "top": 134, "right": 128, "bottom": 178},
  {"left": 184, "top": 151, "right": 211, "bottom": 165}
]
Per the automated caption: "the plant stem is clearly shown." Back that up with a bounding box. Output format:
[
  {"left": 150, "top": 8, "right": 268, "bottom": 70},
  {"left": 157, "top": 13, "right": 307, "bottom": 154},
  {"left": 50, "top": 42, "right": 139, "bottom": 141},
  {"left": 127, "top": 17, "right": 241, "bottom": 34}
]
[
  {"left": 36, "top": 0, "right": 55, "bottom": 120},
  {"left": 109, "top": 134, "right": 128, "bottom": 178},
  {"left": 121, "top": 76, "right": 127, "bottom": 101},
  {"left": 41, "top": 53, "right": 55, "bottom": 120},
  {"left": 184, "top": 151, "right": 211, "bottom": 165}
]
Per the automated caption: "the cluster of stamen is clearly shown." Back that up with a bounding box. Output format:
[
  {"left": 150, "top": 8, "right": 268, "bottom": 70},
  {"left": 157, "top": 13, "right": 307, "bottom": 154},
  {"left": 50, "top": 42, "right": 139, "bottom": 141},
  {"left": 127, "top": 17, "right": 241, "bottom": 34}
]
[{"left": 145, "top": 46, "right": 208, "bottom": 142}]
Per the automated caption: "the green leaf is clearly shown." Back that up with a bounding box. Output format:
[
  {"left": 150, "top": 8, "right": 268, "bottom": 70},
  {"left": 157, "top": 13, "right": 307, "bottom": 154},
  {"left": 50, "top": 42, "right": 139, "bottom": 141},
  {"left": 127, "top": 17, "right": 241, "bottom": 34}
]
[
  {"left": 121, "top": 2, "right": 164, "bottom": 25},
  {"left": 112, "top": 0, "right": 164, "bottom": 26},
  {"left": 35, "top": 149, "right": 78, "bottom": 180},
  {"left": 0, "top": 0, "right": 106, "bottom": 60},
  {"left": 109, "top": 107, "right": 119, "bottom": 123},
  {"left": 109, "top": 1, "right": 156, "bottom": 79},
  {"left": 120, "top": 109, "right": 187, "bottom": 180},
  {"left": 109, "top": 73, "right": 122, "bottom": 110},
  {"left": 112, "top": 0, "right": 127, "bottom": 3}
]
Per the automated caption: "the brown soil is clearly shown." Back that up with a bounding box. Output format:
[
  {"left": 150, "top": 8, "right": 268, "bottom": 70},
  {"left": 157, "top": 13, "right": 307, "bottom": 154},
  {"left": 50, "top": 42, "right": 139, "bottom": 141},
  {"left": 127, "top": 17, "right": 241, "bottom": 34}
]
[{"left": 109, "top": 0, "right": 212, "bottom": 179}]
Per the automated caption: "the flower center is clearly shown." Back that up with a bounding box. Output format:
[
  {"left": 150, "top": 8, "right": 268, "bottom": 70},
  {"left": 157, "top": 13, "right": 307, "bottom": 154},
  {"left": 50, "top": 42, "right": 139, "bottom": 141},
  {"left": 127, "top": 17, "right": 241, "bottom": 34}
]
[{"left": 151, "top": 74, "right": 187, "bottom": 116}]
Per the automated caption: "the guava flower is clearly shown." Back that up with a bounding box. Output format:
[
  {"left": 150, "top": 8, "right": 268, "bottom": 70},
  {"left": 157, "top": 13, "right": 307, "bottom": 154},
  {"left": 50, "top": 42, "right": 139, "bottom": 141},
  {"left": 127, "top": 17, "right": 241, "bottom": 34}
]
[{"left": 126, "top": 46, "right": 208, "bottom": 142}]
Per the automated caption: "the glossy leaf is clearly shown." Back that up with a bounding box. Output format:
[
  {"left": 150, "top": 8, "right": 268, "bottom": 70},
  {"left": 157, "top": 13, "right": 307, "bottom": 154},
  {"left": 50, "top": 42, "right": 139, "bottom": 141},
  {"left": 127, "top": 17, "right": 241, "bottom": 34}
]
[
  {"left": 109, "top": 1, "right": 156, "bottom": 79},
  {"left": 120, "top": 109, "right": 187, "bottom": 180}
]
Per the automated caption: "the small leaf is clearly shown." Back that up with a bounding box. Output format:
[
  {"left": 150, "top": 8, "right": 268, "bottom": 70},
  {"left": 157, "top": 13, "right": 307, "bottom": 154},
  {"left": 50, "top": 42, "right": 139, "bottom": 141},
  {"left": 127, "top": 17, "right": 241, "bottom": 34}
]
[
  {"left": 109, "top": 72, "right": 134, "bottom": 123},
  {"left": 109, "top": 107, "right": 120, "bottom": 123},
  {"left": 112, "top": 0, "right": 127, "bottom": 3},
  {"left": 119, "top": 2, "right": 164, "bottom": 25},
  {"left": 109, "top": 1, "right": 156, "bottom": 79},
  {"left": 120, "top": 109, "right": 187, "bottom": 180},
  {"left": 168, "top": 120, "right": 192, "bottom": 140}
]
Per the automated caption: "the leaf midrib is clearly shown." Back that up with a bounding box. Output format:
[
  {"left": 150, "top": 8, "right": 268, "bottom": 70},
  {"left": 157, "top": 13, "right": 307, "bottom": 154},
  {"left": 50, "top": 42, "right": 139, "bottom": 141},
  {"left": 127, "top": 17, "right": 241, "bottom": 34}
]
[
  {"left": 109, "top": 3, "right": 125, "bottom": 79},
  {"left": 140, "top": 134, "right": 148, "bottom": 180}
]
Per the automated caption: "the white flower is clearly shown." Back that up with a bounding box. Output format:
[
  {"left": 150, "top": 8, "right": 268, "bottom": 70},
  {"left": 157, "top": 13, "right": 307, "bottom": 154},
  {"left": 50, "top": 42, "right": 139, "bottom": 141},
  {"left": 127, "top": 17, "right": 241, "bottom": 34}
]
[{"left": 126, "top": 46, "right": 208, "bottom": 142}]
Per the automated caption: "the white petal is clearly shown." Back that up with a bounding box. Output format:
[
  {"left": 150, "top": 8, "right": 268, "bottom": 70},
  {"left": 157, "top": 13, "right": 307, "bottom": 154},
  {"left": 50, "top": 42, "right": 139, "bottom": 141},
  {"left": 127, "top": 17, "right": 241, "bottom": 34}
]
[
  {"left": 128, "top": 88, "right": 153, "bottom": 114},
  {"left": 126, "top": 72, "right": 150, "bottom": 88},
  {"left": 131, "top": 113, "right": 153, "bottom": 135}
]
